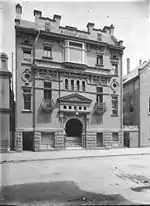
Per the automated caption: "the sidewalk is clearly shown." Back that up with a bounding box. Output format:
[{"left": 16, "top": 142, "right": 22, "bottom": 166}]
[{"left": 0, "top": 147, "right": 150, "bottom": 164}]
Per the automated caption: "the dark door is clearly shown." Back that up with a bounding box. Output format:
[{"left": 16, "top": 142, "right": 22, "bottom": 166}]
[
  {"left": 23, "top": 132, "right": 33, "bottom": 151},
  {"left": 65, "top": 119, "right": 82, "bottom": 148},
  {"left": 96, "top": 133, "right": 103, "bottom": 147}
]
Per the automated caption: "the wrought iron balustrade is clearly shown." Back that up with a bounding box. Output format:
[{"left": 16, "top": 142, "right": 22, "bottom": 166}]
[
  {"left": 40, "top": 98, "right": 54, "bottom": 112},
  {"left": 94, "top": 102, "right": 107, "bottom": 115}
]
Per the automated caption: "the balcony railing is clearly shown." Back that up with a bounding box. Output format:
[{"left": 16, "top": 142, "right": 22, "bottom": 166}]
[
  {"left": 40, "top": 99, "right": 54, "bottom": 112},
  {"left": 94, "top": 102, "right": 107, "bottom": 115}
]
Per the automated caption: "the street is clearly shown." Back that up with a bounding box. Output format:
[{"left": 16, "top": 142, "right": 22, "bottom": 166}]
[{"left": 0, "top": 155, "right": 150, "bottom": 205}]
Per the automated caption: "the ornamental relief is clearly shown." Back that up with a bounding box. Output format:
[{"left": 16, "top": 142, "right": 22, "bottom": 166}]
[{"left": 21, "top": 35, "right": 34, "bottom": 45}]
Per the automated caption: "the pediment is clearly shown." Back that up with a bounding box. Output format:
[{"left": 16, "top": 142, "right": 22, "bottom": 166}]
[{"left": 58, "top": 93, "right": 92, "bottom": 104}]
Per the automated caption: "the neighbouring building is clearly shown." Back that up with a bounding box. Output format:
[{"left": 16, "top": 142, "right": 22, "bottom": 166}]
[
  {"left": 0, "top": 52, "right": 12, "bottom": 152},
  {"left": 15, "top": 4, "right": 125, "bottom": 152},
  {"left": 123, "top": 59, "right": 150, "bottom": 147}
]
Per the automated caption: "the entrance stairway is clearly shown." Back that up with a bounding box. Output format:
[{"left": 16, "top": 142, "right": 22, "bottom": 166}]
[{"left": 65, "top": 136, "right": 82, "bottom": 148}]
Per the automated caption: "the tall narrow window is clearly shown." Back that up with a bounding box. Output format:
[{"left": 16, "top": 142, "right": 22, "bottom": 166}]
[
  {"left": 149, "top": 98, "right": 150, "bottom": 113},
  {"left": 23, "top": 49, "right": 31, "bottom": 62},
  {"left": 77, "top": 80, "right": 80, "bottom": 91},
  {"left": 97, "top": 55, "right": 103, "bottom": 65},
  {"left": 112, "top": 64, "right": 118, "bottom": 75},
  {"left": 2, "top": 59, "right": 6, "bottom": 68},
  {"left": 65, "top": 79, "right": 68, "bottom": 90},
  {"left": 82, "top": 81, "right": 85, "bottom": 91},
  {"left": 44, "top": 82, "right": 52, "bottom": 100},
  {"left": 129, "top": 95, "right": 134, "bottom": 112},
  {"left": 96, "top": 87, "right": 103, "bottom": 105},
  {"left": 71, "top": 80, "right": 74, "bottom": 91},
  {"left": 112, "top": 95, "right": 118, "bottom": 116},
  {"left": 23, "top": 88, "right": 31, "bottom": 110},
  {"left": 43, "top": 46, "right": 52, "bottom": 58}
]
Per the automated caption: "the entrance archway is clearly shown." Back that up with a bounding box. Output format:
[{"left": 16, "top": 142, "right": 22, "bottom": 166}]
[{"left": 65, "top": 118, "right": 83, "bottom": 148}]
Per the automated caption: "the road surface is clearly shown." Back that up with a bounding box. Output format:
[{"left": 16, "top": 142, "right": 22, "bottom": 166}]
[{"left": 0, "top": 155, "right": 150, "bottom": 205}]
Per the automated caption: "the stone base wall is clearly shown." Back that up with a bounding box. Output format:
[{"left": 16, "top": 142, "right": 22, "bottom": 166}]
[
  {"left": 55, "top": 130, "right": 64, "bottom": 150},
  {"left": 33, "top": 132, "right": 41, "bottom": 152},
  {"left": 103, "top": 131, "right": 123, "bottom": 148},
  {"left": 15, "top": 131, "right": 23, "bottom": 152},
  {"left": 86, "top": 131, "right": 96, "bottom": 149}
]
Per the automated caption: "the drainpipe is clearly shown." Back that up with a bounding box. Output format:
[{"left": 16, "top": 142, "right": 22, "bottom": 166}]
[
  {"left": 120, "top": 51, "right": 123, "bottom": 147},
  {"left": 32, "top": 29, "right": 40, "bottom": 151},
  {"left": 138, "top": 69, "right": 141, "bottom": 147}
]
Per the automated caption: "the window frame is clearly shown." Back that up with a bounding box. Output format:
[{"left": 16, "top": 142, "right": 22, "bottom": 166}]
[
  {"left": 111, "top": 95, "right": 118, "bottom": 116},
  {"left": 96, "top": 55, "right": 103, "bottom": 66},
  {"left": 43, "top": 46, "right": 52, "bottom": 59},
  {"left": 112, "top": 132, "right": 119, "bottom": 141},
  {"left": 23, "top": 48, "right": 32, "bottom": 63},
  {"left": 23, "top": 88, "right": 32, "bottom": 111},
  {"left": 149, "top": 98, "right": 150, "bottom": 113}
]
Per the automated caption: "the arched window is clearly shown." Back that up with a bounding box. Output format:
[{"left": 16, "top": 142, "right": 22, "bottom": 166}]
[
  {"left": 77, "top": 80, "right": 80, "bottom": 91},
  {"left": 65, "top": 79, "right": 68, "bottom": 90},
  {"left": 82, "top": 81, "right": 85, "bottom": 91},
  {"left": 71, "top": 79, "right": 74, "bottom": 91}
]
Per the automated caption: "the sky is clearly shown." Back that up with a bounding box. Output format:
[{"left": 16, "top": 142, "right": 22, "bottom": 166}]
[{"left": 0, "top": 0, "right": 150, "bottom": 78}]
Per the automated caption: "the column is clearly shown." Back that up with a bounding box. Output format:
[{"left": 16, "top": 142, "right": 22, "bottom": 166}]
[
  {"left": 33, "top": 131, "right": 41, "bottom": 152},
  {"left": 15, "top": 131, "right": 23, "bottom": 152}
]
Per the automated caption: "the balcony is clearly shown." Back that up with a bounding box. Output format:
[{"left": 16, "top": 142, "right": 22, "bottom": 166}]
[
  {"left": 94, "top": 102, "right": 107, "bottom": 115},
  {"left": 40, "top": 99, "right": 54, "bottom": 113}
]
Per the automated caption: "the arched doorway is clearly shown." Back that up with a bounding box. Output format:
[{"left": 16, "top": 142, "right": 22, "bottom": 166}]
[{"left": 65, "top": 118, "right": 83, "bottom": 148}]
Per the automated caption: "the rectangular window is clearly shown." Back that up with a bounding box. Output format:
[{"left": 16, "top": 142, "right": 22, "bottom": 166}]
[
  {"left": 129, "top": 95, "right": 134, "bottom": 112},
  {"left": 112, "top": 132, "right": 119, "bottom": 141},
  {"left": 23, "top": 49, "right": 31, "bottom": 62},
  {"left": 149, "top": 98, "right": 150, "bottom": 113},
  {"left": 97, "top": 55, "right": 103, "bottom": 65},
  {"left": 96, "top": 87, "right": 103, "bottom": 104},
  {"left": 43, "top": 46, "right": 52, "bottom": 58},
  {"left": 112, "top": 64, "right": 118, "bottom": 75},
  {"left": 112, "top": 95, "right": 118, "bottom": 116},
  {"left": 2, "top": 59, "right": 6, "bottom": 68},
  {"left": 44, "top": 82, "right": 52, "bottom": 100},
  {"left": 23, "top": 88, "right": 31, "bottom": 110}
]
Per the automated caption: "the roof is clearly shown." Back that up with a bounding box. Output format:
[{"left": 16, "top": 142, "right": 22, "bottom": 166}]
[{"left": 123, "top": 60, "right": 150, "bottom": 84}]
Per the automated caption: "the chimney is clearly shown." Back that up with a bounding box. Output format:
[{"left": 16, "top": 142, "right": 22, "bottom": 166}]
[
  {"left": 86, "top": 22, "right": 95, "bottom": 33},
  {"left": 34, "top": 10, "right": 42, "bottom": 22},
  {"left": 53, "top": 14, "right": 61, "bottom": 26},
  {"left": 119, "top": 40, "right": 123, "bottom": 46},
  {"left": 16, "top": 4, "right": 22, "bottom": 20},
  {"left": 139, "top": 59, "right": 142, "bottom": 65},
  {"left": 127, "top": 58, "right": 130, "bottom": 74},
  {"left": 110, "top": 24, "right": 114, "bottom": 35}
]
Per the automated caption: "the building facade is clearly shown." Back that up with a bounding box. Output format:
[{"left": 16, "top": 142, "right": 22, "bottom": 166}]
[
  {"left": 123, "top": 59, "right": 150, "bottom": 147},
  {"left": 15, "top": 4, "right": 125, "bottom": 152},
  {"left": 0, "top": 52, "right": 12, "bottom": 152}
]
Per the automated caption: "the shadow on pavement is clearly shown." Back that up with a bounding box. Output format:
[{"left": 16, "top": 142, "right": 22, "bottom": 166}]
[{"left": 0, "top": 181, "right": 137, "bottom": 205}]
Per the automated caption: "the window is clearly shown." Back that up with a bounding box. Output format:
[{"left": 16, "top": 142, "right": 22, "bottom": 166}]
[
  {"left": 96, "top": 87, "right": 103, "bottom": 104},
  {"left": 2, "top": 59, "right": 6, "bottom": 68},
  {"left": 149, "top": 98, "right": 150, "bottom": 113},
  {"left": 97, "top": 55, "right": 103, "bottom": 65},
  {"left": 69, "top": 106, "right": 72, "bottom": 109},
  {"left": 64, "top": 105, "right": 67, "bottom": 109},
  {"left": 82, "top": 81, "right": 85, "bottom": 91},
  {"left": 23, "top": 88, "right": 31, "bottom": 110},
  {"left": 112, "top": 64, "right": 118, "bottom": 75},
  {"left": 71, "top": 80, "right": 74, "bottom": 91},
  {"left": 129, "top": 95, "right": 134, "bottom": 112},
  {"left": 77, "top": 80, "right": 80, "bottom": 91},
  {"left": 84, "top": 106, "right": 87, "bottom": 110},
  {"left": 64, "top": 40, "right": 85, "bottom": 64},
  {"left": 65, "top": 79, "right": 68, "bottom": 90},
  {"left": 23, "top": 49, "right": 31, "bottom": 62},
  {"left": 44, "top": 82, "right": 52, "bottom": 100},
  {"left": 112, "top": 132, "right": 119, "bottom": 141},
  {"left": 43, "top": 46, "right": 52, "bottom": 58},
  {"left": 79, "top": 106, "right": 82, "bottom": 110},
  {"left": 112, "top": 96, "right": 118, "bottom": 116}
]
